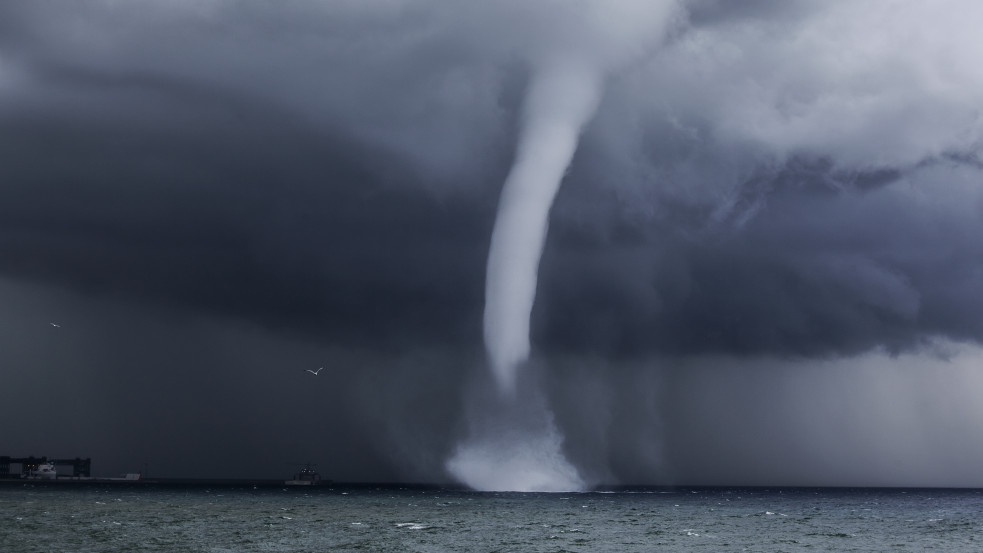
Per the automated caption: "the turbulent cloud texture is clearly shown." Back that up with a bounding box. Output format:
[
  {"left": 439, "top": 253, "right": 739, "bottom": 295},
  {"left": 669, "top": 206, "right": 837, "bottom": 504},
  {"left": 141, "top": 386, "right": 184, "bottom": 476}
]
[{"left": 2, "top": 0, "right": 983, "bottom": 485}]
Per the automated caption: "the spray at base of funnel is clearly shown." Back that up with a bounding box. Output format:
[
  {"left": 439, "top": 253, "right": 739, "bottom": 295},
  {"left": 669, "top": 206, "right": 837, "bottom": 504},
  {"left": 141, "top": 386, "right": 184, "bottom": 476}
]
[
  {"left": 447, "top": 424, "right": 585, "bottom": 492},
  {"left": 446, "top": 380, "right": 586, "bottom": 492}
]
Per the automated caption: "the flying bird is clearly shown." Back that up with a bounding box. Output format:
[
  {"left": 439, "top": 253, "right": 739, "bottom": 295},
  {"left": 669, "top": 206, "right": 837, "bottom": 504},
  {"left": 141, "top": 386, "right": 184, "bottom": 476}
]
[
  {"left": 305, "top": 367, "right": 323, "bottom": 376},
  {"left": 49, "top": 322, "right": 60, "bottom": 328}
]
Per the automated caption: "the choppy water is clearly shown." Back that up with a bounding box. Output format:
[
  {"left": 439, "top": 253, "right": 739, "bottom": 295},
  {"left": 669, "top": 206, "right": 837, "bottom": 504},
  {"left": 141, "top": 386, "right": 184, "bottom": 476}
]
[{"left": 2, "top": 484, "right": 982, "bottom": 552}]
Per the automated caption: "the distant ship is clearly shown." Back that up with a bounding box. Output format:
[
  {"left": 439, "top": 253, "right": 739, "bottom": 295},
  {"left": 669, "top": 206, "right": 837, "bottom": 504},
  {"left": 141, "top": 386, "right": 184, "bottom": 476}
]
[{"left": 284, "top": 464, "right": 324, "bottom": 486}]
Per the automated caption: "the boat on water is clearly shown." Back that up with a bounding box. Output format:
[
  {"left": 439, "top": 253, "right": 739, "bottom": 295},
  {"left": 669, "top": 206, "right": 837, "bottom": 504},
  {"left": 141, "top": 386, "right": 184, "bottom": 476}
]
[{"left": 285, "top": 464, "right": 323, "bottom": 486}]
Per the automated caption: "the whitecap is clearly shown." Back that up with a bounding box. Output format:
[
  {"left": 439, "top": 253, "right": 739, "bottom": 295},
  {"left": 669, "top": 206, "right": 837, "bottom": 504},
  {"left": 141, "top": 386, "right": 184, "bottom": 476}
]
[{"left": 396, "top": 522, "right": 428, "bottom": 530}]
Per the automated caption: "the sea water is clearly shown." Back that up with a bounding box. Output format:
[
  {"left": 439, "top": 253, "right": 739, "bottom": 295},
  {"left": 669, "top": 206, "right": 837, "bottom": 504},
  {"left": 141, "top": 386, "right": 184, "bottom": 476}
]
[{"left": 2, "top": 484, "right": 982, "bottom": 552}]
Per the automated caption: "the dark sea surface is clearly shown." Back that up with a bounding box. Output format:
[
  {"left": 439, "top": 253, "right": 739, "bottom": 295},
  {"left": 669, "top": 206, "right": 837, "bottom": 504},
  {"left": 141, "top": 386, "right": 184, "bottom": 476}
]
[{"left": 2, "top": 484, "right": 982, "bottom": 552}]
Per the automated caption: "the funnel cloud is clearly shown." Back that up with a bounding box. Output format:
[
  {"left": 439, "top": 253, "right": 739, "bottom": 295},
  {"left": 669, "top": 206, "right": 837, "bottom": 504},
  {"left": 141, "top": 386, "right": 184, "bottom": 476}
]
[
  {"left": 474, "top": 1, "right": 678, "bottom": 490},
  {"left": 2, "top": 0, "right": 983, "bottom": 487},
  {"left": 484, "top": 62, "right": 602, "bottom": 396}
]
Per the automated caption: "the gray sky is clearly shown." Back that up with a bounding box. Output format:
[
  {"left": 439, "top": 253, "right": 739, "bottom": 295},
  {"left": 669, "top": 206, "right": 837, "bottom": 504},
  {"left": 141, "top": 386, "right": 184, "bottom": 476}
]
[{"left": 2, "top": 0, "right": 983, "bottom": 486}]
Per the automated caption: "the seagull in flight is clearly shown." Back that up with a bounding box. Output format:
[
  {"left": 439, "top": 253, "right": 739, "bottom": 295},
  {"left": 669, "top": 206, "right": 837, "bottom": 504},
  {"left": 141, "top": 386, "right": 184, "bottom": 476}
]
[
  {"left": 50, "top": 322, "right": 61, "bottom": 328},
  {"left": 305, "top": 367, "right": 323, "bottom": 376}
]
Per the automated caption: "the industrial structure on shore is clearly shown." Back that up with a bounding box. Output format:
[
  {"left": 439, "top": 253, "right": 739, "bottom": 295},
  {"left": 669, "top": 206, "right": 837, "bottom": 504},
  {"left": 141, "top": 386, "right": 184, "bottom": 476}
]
[{"left": 1, "top": 456, "right": 92, "bottom": 479}]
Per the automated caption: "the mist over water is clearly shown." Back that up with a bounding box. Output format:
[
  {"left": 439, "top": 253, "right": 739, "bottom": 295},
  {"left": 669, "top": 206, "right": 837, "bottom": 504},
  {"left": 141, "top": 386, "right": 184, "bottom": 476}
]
[
  {"left": 446, "top": 425, "right": 583, "bottom": 492},
  {"left": 446, "top": 367, "right": 585, "bottom": 492}
]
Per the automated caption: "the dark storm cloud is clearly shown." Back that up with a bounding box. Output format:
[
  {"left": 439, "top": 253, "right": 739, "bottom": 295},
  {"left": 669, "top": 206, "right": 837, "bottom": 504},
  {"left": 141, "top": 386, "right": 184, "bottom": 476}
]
[
  {"left": 536, "top": 157, "right": 983, "bottom": 358},
  {"left": 3, "top": 0, "right": 983, "bottom": 484},
  {"left": 0, "top": 0, "right": 498, "bottom": 349},
  {"left": 0, "top": 90, "right": 491, "bottom": 346},
  {"left": 3, "top": 0, "right": 981, "bottom": 360}
]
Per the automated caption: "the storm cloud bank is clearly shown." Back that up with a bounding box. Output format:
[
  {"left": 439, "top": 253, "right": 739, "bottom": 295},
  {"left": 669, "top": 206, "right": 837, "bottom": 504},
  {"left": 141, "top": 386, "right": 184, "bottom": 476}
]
[{"left": 2, "top": 0, "right": 983, "bottom": 485}]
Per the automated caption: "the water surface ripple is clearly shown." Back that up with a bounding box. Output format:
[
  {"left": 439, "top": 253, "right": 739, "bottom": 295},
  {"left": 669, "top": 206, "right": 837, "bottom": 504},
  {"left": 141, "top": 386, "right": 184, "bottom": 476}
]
[{"left": 2, "top": 485, "right": 982, "bottom": 552}]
